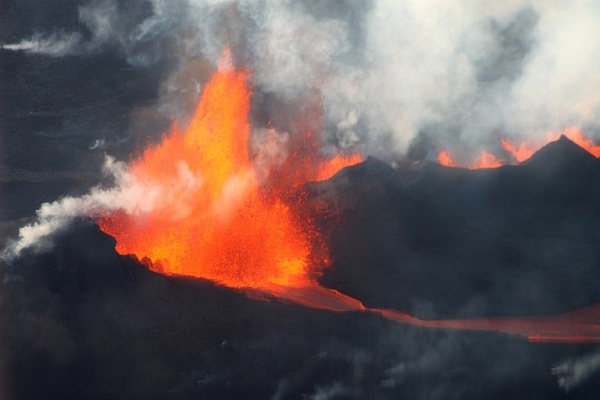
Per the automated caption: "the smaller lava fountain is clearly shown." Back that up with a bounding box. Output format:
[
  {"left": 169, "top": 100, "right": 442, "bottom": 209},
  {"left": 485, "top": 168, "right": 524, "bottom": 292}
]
[{"left": 438, "top": 127, "right": 600, "bottom": 168}]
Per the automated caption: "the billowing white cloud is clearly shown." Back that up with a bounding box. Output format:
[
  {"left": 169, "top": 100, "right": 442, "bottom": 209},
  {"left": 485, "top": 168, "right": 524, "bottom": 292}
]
[
  {"left": 2, "top": 156, "right": 202, "bottom": 261},
  {"left": 8, "top": 0, "right": 600, "bottom": 157}
]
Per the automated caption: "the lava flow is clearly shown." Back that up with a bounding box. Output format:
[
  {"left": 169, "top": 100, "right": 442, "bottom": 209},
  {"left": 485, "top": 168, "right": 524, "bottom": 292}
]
[{"left": 376, "top": 303, "right": 600, "bottom": 344}]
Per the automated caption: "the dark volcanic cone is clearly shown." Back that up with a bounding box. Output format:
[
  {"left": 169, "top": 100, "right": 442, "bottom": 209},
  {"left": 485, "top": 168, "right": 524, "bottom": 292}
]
[
  {"left": 523, "top": 134, "right": 600, "bottom": 169},
  {"left": 312, "top": 136, "right": 600, "bottom": 319}
]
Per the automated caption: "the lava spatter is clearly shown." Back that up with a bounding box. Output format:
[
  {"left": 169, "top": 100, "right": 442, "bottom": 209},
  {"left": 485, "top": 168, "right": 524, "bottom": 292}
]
[{"left": 97, "top": 53, "right": 362, "bottom": 295}]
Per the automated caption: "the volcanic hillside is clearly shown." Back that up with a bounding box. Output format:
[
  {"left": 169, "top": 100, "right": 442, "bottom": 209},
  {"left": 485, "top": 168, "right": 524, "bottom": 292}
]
[{"left": 309, "top": 135, "right": 600, "bottom": 319}]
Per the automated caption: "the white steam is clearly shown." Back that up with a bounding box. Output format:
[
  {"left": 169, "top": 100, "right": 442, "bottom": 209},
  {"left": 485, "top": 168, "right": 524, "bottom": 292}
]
[
  {"left": 161, "top": 0, "right": 600, "bottom": 156},
  {"left": 6, "top": 0, "right": 600, "bottom": 156},
  {"left": 1, "top": 156, "right": 202, "bottom": 261},
  {"left": 1, "top": 32, "right": 83, "bottom": 57},
  {"left": 552, "top": 350, "right": 600, "bottom": 392}
]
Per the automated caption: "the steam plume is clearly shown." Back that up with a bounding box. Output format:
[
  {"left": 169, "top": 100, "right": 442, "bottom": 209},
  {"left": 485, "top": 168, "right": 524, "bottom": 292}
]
[
  {"left": 1, "top": 156, "right": 202, "bottom": 261},
  {"left": 145, "top": 0, "right": 600, "bottom": 158}
]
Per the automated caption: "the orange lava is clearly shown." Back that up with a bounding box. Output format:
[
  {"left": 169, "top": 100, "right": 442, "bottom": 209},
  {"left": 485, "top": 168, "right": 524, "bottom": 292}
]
[
  {"left": 551, "top": 126, "right": 600, "bottom": 157},
  {"left": 440, "top": 127, "right": 600, "bottom": 168},
  {"left": 470, "top": 150, "right": 504, "bottom": 169},
  {"left": 502, "top": 127, "right": 600, "bottom": 162},
  {"left": 500, "top": 139, "right": 539, "bottom": 163},
  {"left": 437, "top": 150, "right": 503, "bottom": 169},
  {"left": 97, "top": 54, "right": 362, "bottom": 291},
  {"left": 316, "top": 153, "right": 364, "bottom": 181},
  {"left": 437, "top": 150, "right": 458, "bottom": 167},
  {"left": 374, "top": 302, "right": 600, "bottom": 344}
]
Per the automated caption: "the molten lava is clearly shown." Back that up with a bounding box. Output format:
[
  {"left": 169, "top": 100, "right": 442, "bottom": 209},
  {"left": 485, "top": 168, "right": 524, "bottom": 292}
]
[
  {"left": 437, "top": 151, "right": 458, "bottom": 167},
  {"left": 470, "top": 151, "right": 504, "bottom": 169},
  {"left": 97, "top": 56, "right": 362, "bottom": 291},
  {"left": 439, "top": 127, "right": 600, "bottom": 168},
  {"left": 437, "top": 150, "right": 503, "bottom": 169},
  {"left": 502, "top": 127, "right": 600, "bottom": 161}
]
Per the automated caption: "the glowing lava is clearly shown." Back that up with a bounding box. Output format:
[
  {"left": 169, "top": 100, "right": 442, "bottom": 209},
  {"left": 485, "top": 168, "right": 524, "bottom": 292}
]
[
  {"left": 97, "top": 55, "right": 362, "bottom": 291},
  {"left": 438, "top": 150, "right": 503, "bottom": 169},
  {"left": 439, "top": 127, "right": 600, "bottom": 168},
  {"left": 437, "top": 150, "right": 458, "bottom": 167},
  {"left": 503, "top": 127, "right": 600, "bottom": 161},
  {"left": 376, "top": 303, "right": 600, "bottom": 344}
]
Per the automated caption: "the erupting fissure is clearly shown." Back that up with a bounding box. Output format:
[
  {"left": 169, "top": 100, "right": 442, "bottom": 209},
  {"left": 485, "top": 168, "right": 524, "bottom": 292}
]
[
  {"left": 438, "top": 127, "right": 600, "bottom": 168},
  {"left": 97, "top": 52, "right": 362, "bottom": 297},
  {"left": 97, "top": 52, "right": 600, "bottom": 344}
]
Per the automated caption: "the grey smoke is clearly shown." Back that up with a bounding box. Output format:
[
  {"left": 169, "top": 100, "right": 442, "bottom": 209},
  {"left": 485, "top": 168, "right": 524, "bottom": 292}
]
[
  {"left": 2, "top": 0, "right": 148, "bottom": 59},
  {"left": 1, "top": 32, "right": 83, "bottom": 56}
]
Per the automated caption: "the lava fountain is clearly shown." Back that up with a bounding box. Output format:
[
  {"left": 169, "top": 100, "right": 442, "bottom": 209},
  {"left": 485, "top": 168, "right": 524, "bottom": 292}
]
[
  {"left": 439, "top": 127, "right": 600, "bottom": 168},
  {"left": 97, "top": 52, "right": 363, "bottom": 309}
]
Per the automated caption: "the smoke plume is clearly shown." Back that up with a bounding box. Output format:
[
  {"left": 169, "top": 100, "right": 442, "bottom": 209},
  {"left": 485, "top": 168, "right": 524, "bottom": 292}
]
[{"left": 1, "top": 156, "right": 202, "bottom": 261}]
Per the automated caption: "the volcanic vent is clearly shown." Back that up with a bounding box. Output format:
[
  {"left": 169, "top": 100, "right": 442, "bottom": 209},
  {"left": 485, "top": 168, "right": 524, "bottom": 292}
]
[{"left": 96, "top": 52, "right": 364, "bottom": 308}]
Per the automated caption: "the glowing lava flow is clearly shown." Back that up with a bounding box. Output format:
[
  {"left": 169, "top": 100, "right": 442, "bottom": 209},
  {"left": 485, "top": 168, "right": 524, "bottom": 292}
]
[
  {"left": 437, "top": 151, "right": 458, "bottom": 167},
  {"left": 375, "top": 303, "right": 600, "bottom": 343},
  {"left": 502, "top": 126, "right": 600, "bottom": 161}
]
